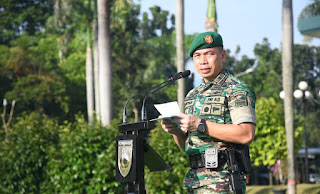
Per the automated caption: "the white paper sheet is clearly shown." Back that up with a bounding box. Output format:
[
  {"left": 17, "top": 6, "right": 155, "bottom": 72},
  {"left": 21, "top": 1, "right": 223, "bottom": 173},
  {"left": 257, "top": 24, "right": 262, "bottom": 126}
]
[{"left": 150, "top": 101, "right": 181, "bottom": 121}]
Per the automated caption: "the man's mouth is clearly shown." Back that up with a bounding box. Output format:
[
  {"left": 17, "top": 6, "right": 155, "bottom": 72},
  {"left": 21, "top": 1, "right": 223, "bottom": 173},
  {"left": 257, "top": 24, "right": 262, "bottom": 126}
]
[{"left": 200, "top": 68, "right": 211, "bottom": 74}]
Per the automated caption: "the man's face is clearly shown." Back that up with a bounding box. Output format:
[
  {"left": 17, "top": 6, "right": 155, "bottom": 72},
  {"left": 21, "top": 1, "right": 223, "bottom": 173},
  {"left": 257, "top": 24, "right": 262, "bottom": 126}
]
[{"left": 192, "top": 47, "right": 226, "bottom": 83}]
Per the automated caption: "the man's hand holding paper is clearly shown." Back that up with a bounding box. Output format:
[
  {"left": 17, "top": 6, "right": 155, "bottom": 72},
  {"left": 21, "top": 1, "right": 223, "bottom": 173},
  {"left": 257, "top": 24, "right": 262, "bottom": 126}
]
[{"left": 151, "top": 101, "right": 185, "bottom": 134}]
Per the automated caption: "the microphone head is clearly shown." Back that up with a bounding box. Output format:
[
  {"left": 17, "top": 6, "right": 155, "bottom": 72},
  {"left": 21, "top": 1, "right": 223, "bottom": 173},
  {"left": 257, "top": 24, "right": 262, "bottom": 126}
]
[
  {"left": 169, "top": 70, "right": 191, "bottom": 81},
  {"left": 181, "top": 70, "right": 191, "bottom": 78}
]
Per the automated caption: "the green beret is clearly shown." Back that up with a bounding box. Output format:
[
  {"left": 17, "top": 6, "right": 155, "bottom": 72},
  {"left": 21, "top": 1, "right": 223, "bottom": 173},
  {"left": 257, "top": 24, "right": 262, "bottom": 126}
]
[{"left": 189, "top": 31, "right": 223, "bottom": 57}]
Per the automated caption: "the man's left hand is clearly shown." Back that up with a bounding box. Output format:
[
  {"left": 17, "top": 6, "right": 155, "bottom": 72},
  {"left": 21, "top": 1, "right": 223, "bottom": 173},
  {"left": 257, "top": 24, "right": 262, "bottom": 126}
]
[{"left": 176, "top": 113, "right": 201, "bottom": 132}]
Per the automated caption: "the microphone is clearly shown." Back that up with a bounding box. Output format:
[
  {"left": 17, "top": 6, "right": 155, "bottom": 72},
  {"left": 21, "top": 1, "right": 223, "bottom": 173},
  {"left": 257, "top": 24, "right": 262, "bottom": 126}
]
[
  {"left": 176, "top": 70, "right": 191, "bottom": 80},
  {"left": 122, "top": 70, "right": 191, "bottom": 123},
  {"left": 140, "top": 70, "right": 191, "bottom": 121}
]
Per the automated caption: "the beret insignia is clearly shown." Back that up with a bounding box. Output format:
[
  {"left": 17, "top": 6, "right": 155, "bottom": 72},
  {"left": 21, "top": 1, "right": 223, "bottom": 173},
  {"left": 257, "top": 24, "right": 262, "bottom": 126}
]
[
  {"left": 188, "top": 31, "right": 223, "bottom": 57},
  {"left": 205, "top": 35, "right": 213, "bottom": 44}
]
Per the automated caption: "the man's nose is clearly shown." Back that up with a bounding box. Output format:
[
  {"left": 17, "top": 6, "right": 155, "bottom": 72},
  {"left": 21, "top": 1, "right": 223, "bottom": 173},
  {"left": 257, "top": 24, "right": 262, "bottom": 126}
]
[{"left": 200, "top": 55, "right": 207, "bottom": 65}]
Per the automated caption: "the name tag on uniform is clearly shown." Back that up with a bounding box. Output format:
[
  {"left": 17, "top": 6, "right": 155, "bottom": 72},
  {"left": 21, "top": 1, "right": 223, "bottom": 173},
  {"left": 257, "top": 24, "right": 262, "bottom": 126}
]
[
  {"left": 204, "top": 96, "right": 225, "bottom": 104},
  {"left": 205, "top": 148, "right": 218, "bottom": 168}
]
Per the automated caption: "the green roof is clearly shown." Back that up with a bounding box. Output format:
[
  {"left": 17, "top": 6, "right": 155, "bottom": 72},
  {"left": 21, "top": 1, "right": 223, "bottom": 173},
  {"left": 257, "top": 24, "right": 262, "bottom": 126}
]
[{"left": 298, "top": 15, "right": 320, "bottom": 38}]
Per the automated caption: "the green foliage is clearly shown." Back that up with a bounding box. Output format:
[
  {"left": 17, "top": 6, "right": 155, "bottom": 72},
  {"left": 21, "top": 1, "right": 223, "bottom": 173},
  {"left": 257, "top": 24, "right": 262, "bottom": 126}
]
[
  {"left": 0, "top": 44, "right": 12, "bottom": 99},
  {"left": 305, "top": 109, "right": 320, "bottom": 147},
  {"left": 0, "top": 112, "right": 123, "bottom": 193},
  {"left": 6, "top": 34, "right": 55, "bottom": 77},
  {"left": 225, "top": 38, "right": 285, "bottom": 99},
  {"left": 251, "top": 38, "right": 282, "bottom": 99},
  {"left": 0, "top": 0, "right": 54, "bottom": 44},
  {"left": 141, "top": 5, "right": 175, "bottom": 38},
  {"left": 142, "top": 35, "right": 176, "bottom": 80},
  {"left": 250, "top": 97, "right": 303, "bottom": 167},
  {"left": 0, "top": 44, "right": 10, "bottom": 66},
  {"left": 33, "top": 35, "right": 60, "bottom": 72},
  {"left": 110, "top": 3, "right": 178, "bottom": 120},
  {"left": 42, "top": 114, "right": 122, "bottom": 193},
  {"left": 5, "top": 74, "right": 69, "bottom": 117},
  {"left": 1, "top": 32, "right": 89, "bottom": 121},
  {"left": 145, "top": 124, "right": 188, "bottom": 193},
  {"left": 0, "top": 0, "right": 182, "bottom": 122},
  {"left": 293, "top": 45, "right": 320, "bottom": 92},
  {"left": 251, "top": 97, "right": 286, "bottom": 167},
  {"left": 0, "top": 112, "right": 59, "bottom": 193},
  {"left": 0, "top": 0, "right": 319, "bottom": 191}
]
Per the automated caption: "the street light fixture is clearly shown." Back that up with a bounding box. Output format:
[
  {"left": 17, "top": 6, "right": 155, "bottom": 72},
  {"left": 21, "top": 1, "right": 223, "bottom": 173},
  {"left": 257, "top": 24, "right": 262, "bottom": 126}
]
[
  {"left": 295, "top": 81, "right": 310, "bottom": 183},
  {"left": 280, "top": 81, "right": 314, "bottom": 183},
  {"left": 298, "top": 81, "right": 308, "bottom": 91}
]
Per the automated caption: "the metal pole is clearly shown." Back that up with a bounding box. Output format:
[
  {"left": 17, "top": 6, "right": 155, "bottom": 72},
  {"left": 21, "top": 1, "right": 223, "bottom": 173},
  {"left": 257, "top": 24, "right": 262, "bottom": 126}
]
[{"left": 302, "top": 92, "right": 309, "bottom": 183}]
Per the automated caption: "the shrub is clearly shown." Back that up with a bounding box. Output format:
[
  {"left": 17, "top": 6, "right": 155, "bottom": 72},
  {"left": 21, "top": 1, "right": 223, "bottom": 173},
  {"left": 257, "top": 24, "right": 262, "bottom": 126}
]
[
  {"left": 0, "top": 112, "right": 59, "bottom": 193},
  {"left": 41, "top": 115, "right": 123, "bottom": 193}
]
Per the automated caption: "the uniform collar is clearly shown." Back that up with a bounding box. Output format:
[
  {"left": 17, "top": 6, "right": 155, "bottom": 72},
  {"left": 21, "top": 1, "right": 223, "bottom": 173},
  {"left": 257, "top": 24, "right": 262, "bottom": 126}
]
[{"left": 199, "top": 68, "right": 228, "bottom": 87}]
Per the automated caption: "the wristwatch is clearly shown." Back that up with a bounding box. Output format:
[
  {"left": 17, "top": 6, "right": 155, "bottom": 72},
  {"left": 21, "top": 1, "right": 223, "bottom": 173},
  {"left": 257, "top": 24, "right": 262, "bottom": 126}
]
[{"left": 197, "top": 119, "right": 207, "bottom": 133}]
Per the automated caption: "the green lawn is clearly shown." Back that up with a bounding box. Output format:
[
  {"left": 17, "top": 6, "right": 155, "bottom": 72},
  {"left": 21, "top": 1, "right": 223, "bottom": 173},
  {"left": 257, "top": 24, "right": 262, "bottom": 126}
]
[{"left": 246, "top": 184, "right": 320, "bottom": 194}]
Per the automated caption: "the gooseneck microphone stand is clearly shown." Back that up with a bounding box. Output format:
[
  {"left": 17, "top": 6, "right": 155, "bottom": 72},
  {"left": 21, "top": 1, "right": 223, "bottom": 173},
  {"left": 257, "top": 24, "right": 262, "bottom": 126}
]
[{"left": 115, "top": 71, "right": 190, "bottom": 194}]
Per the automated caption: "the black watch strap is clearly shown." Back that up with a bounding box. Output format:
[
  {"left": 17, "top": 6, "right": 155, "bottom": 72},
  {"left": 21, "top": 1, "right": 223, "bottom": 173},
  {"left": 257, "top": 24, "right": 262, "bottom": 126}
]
[{"left": 197, "top": 119, "right": 207, "bottom": 133}]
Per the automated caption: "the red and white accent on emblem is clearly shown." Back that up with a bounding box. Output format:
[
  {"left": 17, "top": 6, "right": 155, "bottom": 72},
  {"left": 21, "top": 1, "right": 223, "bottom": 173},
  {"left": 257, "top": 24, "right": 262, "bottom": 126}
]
[{"left": 204, "top": 35, "right": 213, "bottom": 44}]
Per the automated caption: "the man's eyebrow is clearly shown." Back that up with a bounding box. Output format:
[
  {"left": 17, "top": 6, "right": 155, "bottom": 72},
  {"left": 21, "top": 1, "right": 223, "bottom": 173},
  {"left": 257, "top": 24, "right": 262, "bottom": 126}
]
[
  {"left": 204, "top": 50, "right": 215, "bottom": 54},
  {"left": 193, "top": 50, "right": 215, "bottom": 56}
]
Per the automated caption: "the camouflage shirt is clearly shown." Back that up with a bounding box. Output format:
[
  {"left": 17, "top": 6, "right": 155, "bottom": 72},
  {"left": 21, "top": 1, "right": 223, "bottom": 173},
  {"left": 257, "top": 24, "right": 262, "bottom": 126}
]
[{"left": 183, "top": 68, "right": 256, "bottom": 189}]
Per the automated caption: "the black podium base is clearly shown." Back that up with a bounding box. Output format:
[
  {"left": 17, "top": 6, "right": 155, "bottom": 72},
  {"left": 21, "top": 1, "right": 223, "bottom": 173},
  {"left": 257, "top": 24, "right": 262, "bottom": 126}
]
[{"left": 115, "top": 121, "right": 170, "bottom": 194}]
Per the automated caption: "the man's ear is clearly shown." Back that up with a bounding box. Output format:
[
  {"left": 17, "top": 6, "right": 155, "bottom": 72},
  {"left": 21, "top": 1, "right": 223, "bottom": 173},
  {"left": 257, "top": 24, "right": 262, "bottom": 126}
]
[{"left": 221, "top": 50, "right": 227, "bottom": 61}]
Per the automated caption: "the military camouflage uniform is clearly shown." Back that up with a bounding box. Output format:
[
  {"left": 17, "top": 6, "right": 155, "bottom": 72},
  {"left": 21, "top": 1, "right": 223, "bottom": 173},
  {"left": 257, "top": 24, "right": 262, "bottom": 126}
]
[{"left": 183, "top": 68, "right": 256, "bottom": 193}]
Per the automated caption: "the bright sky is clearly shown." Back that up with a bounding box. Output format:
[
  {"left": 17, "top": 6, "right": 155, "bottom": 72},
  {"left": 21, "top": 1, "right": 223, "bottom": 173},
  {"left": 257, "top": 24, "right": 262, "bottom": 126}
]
[
  {"left": 136, "top": 0, "right": 320, "bottom": 57},
  {"left": 135, "top": 0, "right": 320, "bottom": 85}
]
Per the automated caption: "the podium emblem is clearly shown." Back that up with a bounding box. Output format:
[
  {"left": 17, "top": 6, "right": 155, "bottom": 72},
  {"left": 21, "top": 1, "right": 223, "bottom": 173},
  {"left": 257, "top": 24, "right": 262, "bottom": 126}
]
[{"left": 118, "top": 139, "right": 133, "bottom": 177}]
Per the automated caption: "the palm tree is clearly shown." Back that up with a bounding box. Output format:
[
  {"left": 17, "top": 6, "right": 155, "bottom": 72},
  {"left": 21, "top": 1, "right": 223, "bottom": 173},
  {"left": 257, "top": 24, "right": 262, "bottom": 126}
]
[
  {"left": 282, "top": 0, "right": 296, "bottom": 193},
  {"left": 93, "top": 1, "right": 100, "bottom": 121},
  {"left": 205, "top": 0, "right": 218, "bottom": 32},
  {"left": 86, "top": 27, "right": 94, "bottom": 125},
  {"left": 54, "top": 0, "right": 95, "bottom": 124},
  {"left": 53, "top": 0, "right": 73, "bottom": 62},
  {"left": 98, "top": 0, "right": 113, "bottom": 126}
]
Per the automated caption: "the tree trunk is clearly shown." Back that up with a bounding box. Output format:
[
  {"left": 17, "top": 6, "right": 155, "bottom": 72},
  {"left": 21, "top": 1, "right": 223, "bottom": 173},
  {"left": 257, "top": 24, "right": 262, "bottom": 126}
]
[
  {"left": 254, "top": 167, "right": 259, "bottom": 185},
  {"left": 269, "top": 170, "right": 273, "bottom": 185},
  {"left": 93, "top": 19, "right": 100, "bottom": 120},
  {"left": 176, "top": 0, "right": 185, "bottom": 112},
  {"left": 133, "top": 105, "right": 139, "bottom": 123},
  {"left": 86, "top": 28, "right": 94, "bottom": 125},
  {"left": 98, "top": 0, "right": 112, "bottom": 126},
  {"left": 282, "top": 0, "right": 296, "bottom": 193}
]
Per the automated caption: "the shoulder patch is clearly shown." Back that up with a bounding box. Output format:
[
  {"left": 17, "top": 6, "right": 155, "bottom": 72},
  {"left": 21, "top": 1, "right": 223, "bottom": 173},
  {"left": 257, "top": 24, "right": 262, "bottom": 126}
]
[
  {"left": 209, "top": 90, "right": 223, "bottom": 96},
  {"left": 233, "top": 90, "right": 247, "bottom": 97},
  {"left": 235, "top": 100, "right": 248, "bottom": 107}
]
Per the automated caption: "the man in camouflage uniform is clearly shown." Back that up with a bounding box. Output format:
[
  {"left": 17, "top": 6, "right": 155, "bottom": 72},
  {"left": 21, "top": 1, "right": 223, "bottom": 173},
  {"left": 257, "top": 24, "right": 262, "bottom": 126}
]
[{"left": 160, "top": 31, "right": 256, "bottom": 193}]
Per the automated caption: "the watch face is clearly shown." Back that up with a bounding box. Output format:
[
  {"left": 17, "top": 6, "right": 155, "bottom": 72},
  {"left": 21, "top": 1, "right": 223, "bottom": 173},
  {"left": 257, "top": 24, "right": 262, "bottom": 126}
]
[
  {"left": 198, "top": 124, "right": 206, "bottom": 133},
  {"left": 197, "top": 120, "right": 206, "bottom": 133}
]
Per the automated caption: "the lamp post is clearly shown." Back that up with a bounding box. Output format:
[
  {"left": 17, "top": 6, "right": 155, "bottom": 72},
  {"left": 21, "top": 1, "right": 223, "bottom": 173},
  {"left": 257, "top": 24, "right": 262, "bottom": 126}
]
[
  {"left": 294, "top": 81, "right": 312, "bottom": 183},
  {"left": 280, "top": 81, "right": 313, "bottom": 183}
]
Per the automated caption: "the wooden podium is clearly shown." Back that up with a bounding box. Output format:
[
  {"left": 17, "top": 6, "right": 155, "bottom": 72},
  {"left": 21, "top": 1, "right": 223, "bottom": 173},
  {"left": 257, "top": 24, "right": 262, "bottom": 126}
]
[{"left": 115, "top": 121, "right": 171, "bottom": 194}]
